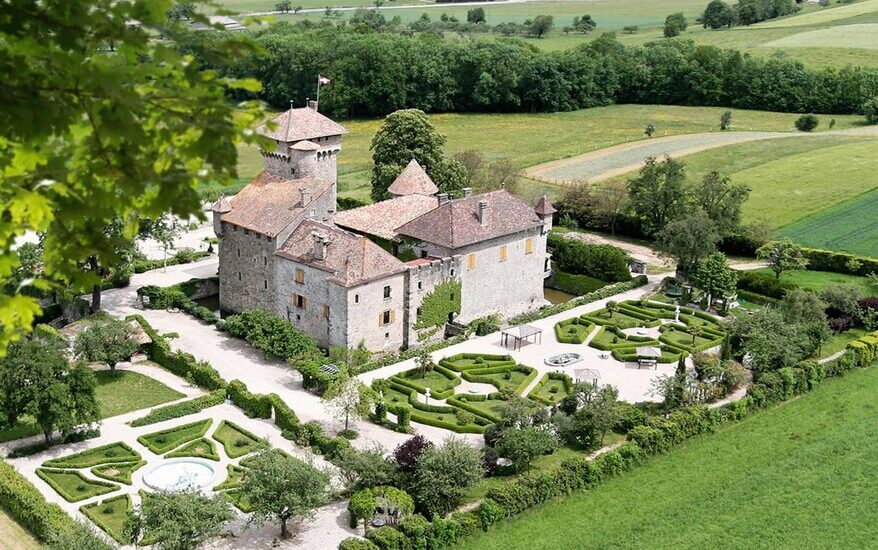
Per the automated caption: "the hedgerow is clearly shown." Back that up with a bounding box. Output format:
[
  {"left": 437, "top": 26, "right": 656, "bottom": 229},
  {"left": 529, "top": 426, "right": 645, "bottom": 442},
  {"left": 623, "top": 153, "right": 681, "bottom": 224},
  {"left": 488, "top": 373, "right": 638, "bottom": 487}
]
[{"left": 130, "top": 389, "right": 226, "bottom": 427}]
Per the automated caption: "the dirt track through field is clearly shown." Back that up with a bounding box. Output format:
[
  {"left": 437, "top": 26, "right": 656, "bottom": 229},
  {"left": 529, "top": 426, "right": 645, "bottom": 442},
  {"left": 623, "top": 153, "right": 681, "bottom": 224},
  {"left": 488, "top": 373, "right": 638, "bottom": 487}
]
[{"left": 524, "top": 126, "right": 878, "bottom": 185}]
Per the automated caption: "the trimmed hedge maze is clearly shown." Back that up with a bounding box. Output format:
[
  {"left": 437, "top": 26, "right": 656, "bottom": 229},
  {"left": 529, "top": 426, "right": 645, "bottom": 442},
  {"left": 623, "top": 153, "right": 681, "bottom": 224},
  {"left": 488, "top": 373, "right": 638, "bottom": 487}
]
[
  {"left": 555, "top": 299, "right": 727, "bottom": 363},
  {"left": 378, "top": 353, "right": 541, "bottom": 434}
]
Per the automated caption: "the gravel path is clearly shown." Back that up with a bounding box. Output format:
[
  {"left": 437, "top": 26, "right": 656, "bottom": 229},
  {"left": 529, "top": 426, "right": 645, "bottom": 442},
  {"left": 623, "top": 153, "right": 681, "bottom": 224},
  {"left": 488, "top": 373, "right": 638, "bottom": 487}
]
[{"left": 524, "top": 126, "right": 878, "bottom": 185}]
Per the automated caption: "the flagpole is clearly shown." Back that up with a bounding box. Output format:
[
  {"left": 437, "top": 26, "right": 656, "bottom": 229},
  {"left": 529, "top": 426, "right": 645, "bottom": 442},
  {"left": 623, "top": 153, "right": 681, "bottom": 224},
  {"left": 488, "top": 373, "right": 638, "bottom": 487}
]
[{"left": 316, "top": 75, "right": 321, "bottom": 110}]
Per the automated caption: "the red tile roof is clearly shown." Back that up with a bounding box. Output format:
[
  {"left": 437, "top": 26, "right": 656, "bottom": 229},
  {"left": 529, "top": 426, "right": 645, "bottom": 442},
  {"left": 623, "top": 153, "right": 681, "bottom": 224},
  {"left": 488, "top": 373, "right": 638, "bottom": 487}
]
[
  {"left": 257, "top": 108, "right": 349, "bottom": 143},
  {"left": 535, "top": 194, "right": 557, "bottom": 215},
  {"left": 334, "top": 195, "right": 438, "bottom": 241},
  {"left": 396, "top": 190, "right": 543, "bottom": 249},
  {"left": 221, "top": 171, "right": 333, "bottom": 237},
  {"left": 387, "top": 159, "right": 439, "bottom": 197},
  {"left": 276, "top": 221, "right": 406, "bottom": 288}
]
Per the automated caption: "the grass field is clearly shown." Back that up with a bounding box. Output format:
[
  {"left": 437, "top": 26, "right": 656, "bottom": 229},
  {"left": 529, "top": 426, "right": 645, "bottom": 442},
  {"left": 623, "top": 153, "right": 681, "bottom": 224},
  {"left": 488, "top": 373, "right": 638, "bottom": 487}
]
[
  {"left": 457, "top": 364, "right": 878, "bottom": 550},
  {"left": 0, "top": 511, "right": 38, "bottom": 550},
  {"left": 758, "top": 0, "right": 878, "bottom": 27},
  {"left": 748, "top": 268, "right": 878, "bottom": 295},
  {"left": 779, "top": 187, "right": 878, "bottom": 258},
  {"left": 764, "top": 23, "right": 878, "bottom": 49},
  {"left": 233, "top": 105, "right": 864, "bottom": 203}
]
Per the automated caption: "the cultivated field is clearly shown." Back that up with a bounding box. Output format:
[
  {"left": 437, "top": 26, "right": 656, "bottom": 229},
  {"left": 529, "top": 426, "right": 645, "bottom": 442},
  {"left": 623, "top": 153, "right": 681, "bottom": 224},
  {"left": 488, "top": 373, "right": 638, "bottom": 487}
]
[
  {"left": 779, "top": 187, "right": 878, "bottom": 258},
  {"left": 757, "top": 0, "right": 878, "bottom": 27},
  {"left": 457, "top": 364, "right": 878, "bottom": 550}
]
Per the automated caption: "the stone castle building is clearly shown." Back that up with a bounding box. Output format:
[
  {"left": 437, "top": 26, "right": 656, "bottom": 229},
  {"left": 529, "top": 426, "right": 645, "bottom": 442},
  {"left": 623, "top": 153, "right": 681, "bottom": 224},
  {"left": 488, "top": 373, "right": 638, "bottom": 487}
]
[{"left": 214, "top": 104, "right": 555, "bottom": 352}]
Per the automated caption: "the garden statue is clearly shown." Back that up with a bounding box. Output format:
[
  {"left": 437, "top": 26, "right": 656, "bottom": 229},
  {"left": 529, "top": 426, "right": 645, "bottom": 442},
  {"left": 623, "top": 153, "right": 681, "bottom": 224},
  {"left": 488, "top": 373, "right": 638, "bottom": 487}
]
[
  {"left": 425, "top": 387, "right": 431, "bottom": 405},
  {"left": 674, "top": 303, "right": 681, "bottom": 323}
]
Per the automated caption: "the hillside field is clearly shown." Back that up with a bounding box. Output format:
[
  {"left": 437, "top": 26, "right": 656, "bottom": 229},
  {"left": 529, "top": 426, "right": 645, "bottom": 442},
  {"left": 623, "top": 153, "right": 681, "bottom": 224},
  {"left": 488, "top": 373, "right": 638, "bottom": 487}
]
[
  {"left": 232, "top": 105, "right": 865, "bottom": 203},
  {"left": 779, "top": 187, "right": 878, "bottom": 258},
  {"left": 457, "top": 364, "right": 878, "bottom": 550}
]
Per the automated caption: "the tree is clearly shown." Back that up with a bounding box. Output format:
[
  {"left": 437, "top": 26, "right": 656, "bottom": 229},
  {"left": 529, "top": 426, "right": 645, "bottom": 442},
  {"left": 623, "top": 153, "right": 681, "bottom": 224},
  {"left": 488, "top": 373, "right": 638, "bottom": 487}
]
[
  {"left": 664, "top": 12, "right": 688, "bottom": 37},
  {"left": 529, "top": 15, "right": 554, "bottom": 38},
  {"left": 414, "top": 348, "right": 435, "bottom": 379},
  {"left": 370, "top": 109, "right": 465, "bottom": 201},
  {"left": 125, "top": 490, "right": 233, "bottom": 550},
  {"left": 167, "top": 2, "right": 197, "bottom": 21},
  {"left": 275, "top": 0, "right": 293, "bottom": 13},
  {"left": 0, "top": 1, "right": 262, "bottom": 354},
  {"left": 335, "top": 445, "right": 396, "bottom": 490},
  {"left": 606, "top": 300, "right": 619, "bottom": 319},
  {"left": 240, "top": 449, "right": 330, "bottom": 538},
  {"left": 702, "top": 0, "right": 736, "bottom": 28},
  {"left": 644, "top": 123, "right": 656, "bottom": 137},
  {"left": 47, "top": 520, "right": 115, "bottom": 550},
  {"left": 467, "top": 7, "right": 486, "bottom": 23},
  {"left": 693, "top": 171, "right": 750, "bottom": 236},
  {"left": 720, "top": 110, "right": 733, "bottom": 130},
  {"left": 780, "top": 289, "right": 831, "bottom": 355},
  {"left": 412, "top": 436, "right": 483, "bottom": 517},
  {"left": 655, "top": 210, "right": 721, "bottom": 276},
  {"left": 74, "top": 318, "right": 139, "bottom": 375},
  {"left": 0, "top": 338, "right": 99, "bottom": 444},
  {"left": 731, "top": 309, "right": 810, "bottom": 372},
  {"left": 572, "top": 15, "right": 597, "bottom": 34},
  {"left": 627, "top": 156, "right": 688, "bottom": 236},
  {"left": 864, "top": 97, "right": 878, "bottom": 124},
  {"left": 691, "top": 252, "right": 738, "bottom": 309},
  {"left": 394, "top": 435, "right": 433, "bottom": 473},
  {"left": 495, "top": 427, "right": 557, "bottom": 472},
  {"left": 557, "top": 382, "right": 622, "bottom": 448},
  {"left": 323, "top": 375, "right": 375, "bottom": 436},
  {"left": 756, "top": 238, "right": 808, "bottom": 280},
  {"left": 622, "top": 25, "right": 639, "bottom": 34},
  {"left": 594, "top": 180, "right": 628, "bottom": 236},
  {"left": 794, "top": 114, "right": 819, "bottom": 132},
  {"left": 140, "top": 214, "right": 181, "bottom": 271}
]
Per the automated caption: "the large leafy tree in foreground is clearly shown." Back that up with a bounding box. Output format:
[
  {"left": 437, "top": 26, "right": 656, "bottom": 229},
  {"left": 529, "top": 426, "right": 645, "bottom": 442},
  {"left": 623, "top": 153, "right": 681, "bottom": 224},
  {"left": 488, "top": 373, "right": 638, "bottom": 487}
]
[
  {"left": 0, "top": 0, "right": 263, "bottom": 354},
  {"left": 125, "top": 490, "right": 234, "bottom": 550}
]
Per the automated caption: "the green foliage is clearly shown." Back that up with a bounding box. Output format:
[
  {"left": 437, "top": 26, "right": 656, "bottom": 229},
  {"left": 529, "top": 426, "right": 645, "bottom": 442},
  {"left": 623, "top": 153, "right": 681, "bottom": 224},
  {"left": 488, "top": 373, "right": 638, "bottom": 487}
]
[
  {"left": 74, "top": 318, "right": 139, "bottom": 372},
  {"left": 370, "top": 109, "right": 466, "bottom": 201},
  {"left": 864, "top": 97, "right": 878, "bottom": 125},
  {"left": 655, "top": 210, "right": 721, "bottom": 275},
  {"left": 0, "top": 459, "right": 108, "bottom": 545},
  {"left": 79, "top": 494, "right": 132, "bottom": 544},
  {"left": 0, "top": 0, "right": 262, "bottom": 355},
  {"left": 550, "top": 270, "right": 608, "bottom": 296},
  {"left": 239, "top": 449, "right": 330, "bottom": 538},
  {"left": 228, "top": 379, "right": 273, "bottom": 419},
  {"left": 127, "top": 490, "right": 234, "bottom": 550},
  {"left": 348, "top": 486, "right": 414, "bottom": 530},
  {"left": 137, "top": 419, "right": 212, "bottom": 455},
  {"left": 663, "top": 12, "right": 688, "bottom": 37},
  {"left": 495, "top": 427, "right": 558, "bottom": 472},
  {"left": 795, "top": 114, "right": 820, "bottom": 132},
  {"left": 340, "top": 538, "right": 380, "bottom": 550},
  {"left": 137, "top": 281, "right": 218, "bottom": 323},
  {"left": 509, "top": 276, "right": 649, "bottom": 326},
  {"left": 323, "top": 376, "right": 376, "bottom": 434},
  {"left": 221, "top": 309, "right": 319, "bottom": 361},
  {"left": 335, "top": 446, "right": 396, "bottom": 491},
  {"left": 719, "top": 110, "right": 733, "bottom": 130},
  {"left": 548, "top": 233, "right": 630, "bottom": 283},
  {"left": 167, "top": 438, "right": 220, "bottom": 461},
  {"left": 694, "top": 171, "right": 750, "bottom": 237},
  {"left": 691, "top": 252, "right": 738, "bottom": 306},
  {"left": 757, "top": 238, "right": 809, "bottom": 280},
  {"left": 130, "top": 389, "right": 226, "bottom": 427},
  {"left": 43, "top": 442, "right": 139, "bottom": 469},
  {"left": 554, "top": 317, "right": 595, "bottom": 344},
  {"left": 414, "top": 280, "right": 462, "bottom": 329},
  {"left": 35, "top": 469, "right": 118, "bottom": 503},
  {"left": 0, "top": 337, "right": 100, "bottom": 445},
  {"left": 412, "top": 437, "right": 483, "bottom": 518},
  {"left": 627, "top": 156, "right": 688, "bottom": 236},
  {"left": 529, "top": 15, "right": 554, "bottom": 38}
]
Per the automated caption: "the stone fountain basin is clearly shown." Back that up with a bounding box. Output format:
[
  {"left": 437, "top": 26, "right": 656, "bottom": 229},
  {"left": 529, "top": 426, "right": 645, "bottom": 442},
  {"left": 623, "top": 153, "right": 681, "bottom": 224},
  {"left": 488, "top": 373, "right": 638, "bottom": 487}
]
[
  {"left": 141, "top": 457, "right": 217, "bottom": 492},
  {"left": 545, "top": 353, "right": 583, "bottom": 367}
]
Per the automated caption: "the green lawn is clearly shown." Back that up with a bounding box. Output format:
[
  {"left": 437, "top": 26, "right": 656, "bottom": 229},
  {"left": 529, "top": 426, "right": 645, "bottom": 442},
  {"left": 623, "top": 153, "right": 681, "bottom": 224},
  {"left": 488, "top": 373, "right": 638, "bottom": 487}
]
[
  {"left": 748, "top": 268, "right": 877, "bottom": 295},
  {"left": 457, "top": 364, "right": 878, "bottom": 550},
  {"left": 80, "top": 494, "right": 132, "bottom": 544},
  {"left": 779, "top": 187, "right": 878, "bottom": 258},
  {"left": 91, "top": 460, "right": 146, "bottom": 485},
  {"left": 166, "top": 437, "right": 221, "bottom": 461},
  {"left": 214, "top": 464, "right": 247, "bottom": 491},
  {"left": 94, "top": 369, "right": 185, "bottom": 419},
  {"left": 211, "top": 420, "right": 262, "bottom": 459},
  {"left": 43, "top": 442, "right": 140, "bottom": 469},
  {"left": 36, "top": 469, "right": 119, "bottom": 503},
  {"left": 0, "top": 368, "right": 184, "bottom": 443},
  {"left": 821, "top": 328, "right": 868, "bottom": 359},
  {"left": 137, "top": 419, "right": 212, "bottom": 455}
]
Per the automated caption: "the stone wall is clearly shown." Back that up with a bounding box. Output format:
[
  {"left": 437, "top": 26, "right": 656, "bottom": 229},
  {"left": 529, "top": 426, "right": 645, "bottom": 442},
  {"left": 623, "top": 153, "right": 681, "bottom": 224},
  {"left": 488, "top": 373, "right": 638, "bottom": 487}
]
[
  {"left": 346, "top": 273, "right": 406, "bottom": 352},
  {"left": 403, "top": 257, "right": 461, "bottom": 348},
  {"left": 217, "top": 224, "right": 277, "bottom": 314},
  {"left": 275, "top": 259, "right": 349, "bottom": 349}
]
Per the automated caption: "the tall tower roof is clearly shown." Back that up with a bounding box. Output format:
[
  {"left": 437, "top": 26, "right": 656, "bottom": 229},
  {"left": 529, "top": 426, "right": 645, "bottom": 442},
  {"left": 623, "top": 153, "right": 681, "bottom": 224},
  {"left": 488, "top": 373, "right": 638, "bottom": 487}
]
[
  {"left": 535, "top": 194, "right": 557, "bottom": 216},
  {"left": 387, "top": 159, "right": 439, "bottom": 197},
  {"left": 257, "top": 107, "right": 348, "bottom": 143}
]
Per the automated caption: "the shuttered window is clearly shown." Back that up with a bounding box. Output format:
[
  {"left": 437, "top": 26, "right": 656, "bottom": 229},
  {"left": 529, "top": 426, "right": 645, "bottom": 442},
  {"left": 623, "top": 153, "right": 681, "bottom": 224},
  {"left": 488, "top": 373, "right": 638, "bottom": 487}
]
[
  {"left": 525, "top": 238, "right": 534, "bottom": 254},
  {"left": 294, "top": 294, "right": 307, "bottom": 309},
  {"left": 380, "top": 310, "right": 394, "bottom": 326},
  {"left": 295, "top": 269, "right": 305, "bottom": 284},
  {"left": 467, "top": 253, "right": 476, "bottom": 270},
  {"left": 499, "top": 245, "right": 508, "bottom": 262}
]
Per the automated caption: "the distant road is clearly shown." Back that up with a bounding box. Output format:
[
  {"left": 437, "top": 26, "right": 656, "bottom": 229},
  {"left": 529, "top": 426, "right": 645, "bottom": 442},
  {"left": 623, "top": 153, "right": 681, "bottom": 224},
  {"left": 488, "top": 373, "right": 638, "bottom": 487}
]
[{"left": 524, "top": 125, "right": 878, "bottom": 186}]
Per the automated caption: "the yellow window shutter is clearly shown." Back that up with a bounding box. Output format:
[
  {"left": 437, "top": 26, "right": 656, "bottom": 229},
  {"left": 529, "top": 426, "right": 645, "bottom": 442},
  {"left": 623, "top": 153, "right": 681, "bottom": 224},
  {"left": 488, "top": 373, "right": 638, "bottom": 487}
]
[
  {"left": 467, "top": 253, "right": 475, "bottom": 270},
  {"left": 379, "top": 312, "right": 383, "bottom": 326},
  {"left": 302, "top": 296, "right": 307, "bottom": 310},
  {"left": 390, "top": 309, "right": 396, "bottom": 323},
  {"left": 525, "top": 238, "right": 533, "bottom": 254},
  {"left": 500, "top": 245, "right": 507, "bottom": 261}
]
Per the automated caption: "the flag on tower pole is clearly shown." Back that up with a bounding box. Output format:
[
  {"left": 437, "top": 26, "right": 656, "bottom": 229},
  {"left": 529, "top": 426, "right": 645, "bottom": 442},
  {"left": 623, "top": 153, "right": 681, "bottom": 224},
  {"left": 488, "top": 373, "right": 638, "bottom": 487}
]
[{"left": 316, "top": 75, "right": 331, "bottom": 109}]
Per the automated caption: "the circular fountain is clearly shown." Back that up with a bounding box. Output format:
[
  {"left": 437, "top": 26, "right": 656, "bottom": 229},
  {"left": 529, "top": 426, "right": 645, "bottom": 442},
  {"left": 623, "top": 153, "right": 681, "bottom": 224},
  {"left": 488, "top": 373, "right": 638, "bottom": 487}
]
[
  {"left": 142, "top": 458, "right": 217, "bottom": 492},
  {"left": 544, "top": 353, "right": 583, "bottom": 367}
]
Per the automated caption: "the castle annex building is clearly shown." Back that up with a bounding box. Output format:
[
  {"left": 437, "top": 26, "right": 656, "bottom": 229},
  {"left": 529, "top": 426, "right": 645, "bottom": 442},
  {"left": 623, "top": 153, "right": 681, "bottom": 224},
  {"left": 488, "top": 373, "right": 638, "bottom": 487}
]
[{"left": 213, "top": 105, "right": 555, "bottom": 352}]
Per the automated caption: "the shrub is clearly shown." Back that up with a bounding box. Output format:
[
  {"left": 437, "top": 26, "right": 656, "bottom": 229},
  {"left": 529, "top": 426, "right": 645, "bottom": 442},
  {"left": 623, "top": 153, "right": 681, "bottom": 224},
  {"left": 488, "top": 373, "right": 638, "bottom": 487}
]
[
  {"left": 130, "top": 389, "right": 226, "bottom": 427},
  {"left": 794, "top": 114, "right": 819, "bottom": 131},
  {"left": 339, "top": 538, "right": 380, "bottom": 550},
  {"left": 221, "top": 309, "right": 319, "bottom": 360},
  {"left": 548, "top": 233, "right": 631, "bottom": 283},
  {"left": 228, "top": 379, "right": 272, "bottom": 418},
  {"left": 366, "top": 526, "right": 408, "bottom": 550}
]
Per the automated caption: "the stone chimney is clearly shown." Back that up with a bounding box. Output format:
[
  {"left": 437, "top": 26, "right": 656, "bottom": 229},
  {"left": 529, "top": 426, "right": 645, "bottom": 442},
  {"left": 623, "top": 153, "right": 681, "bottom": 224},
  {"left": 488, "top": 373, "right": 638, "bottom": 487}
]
[
  {"left": 311, "top": 232, "right": 329, "bottom": 261},
  {"left": 300, "top": 187, "right": 312, "bottom": 207},
  {"left": 478, "top": 200, "right": 489, "bottom": 227},
  {"left": 462, "top": 187, "right": 472, "bottom": 197},
  {"left": 307, "top": 100, "right": 318, "bottom": 110},
  {"left": 437, "top": 193, "right": 450, "bottom": 206}
]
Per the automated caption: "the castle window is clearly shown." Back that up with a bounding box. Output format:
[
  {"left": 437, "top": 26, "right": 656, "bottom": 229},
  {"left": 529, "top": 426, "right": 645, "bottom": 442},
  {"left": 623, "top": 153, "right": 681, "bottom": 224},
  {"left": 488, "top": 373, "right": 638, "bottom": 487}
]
[
  {"left": 263, "top": 280, "right": 267, "bottom": 290},
  {"left": 499, "top": 245, "right": 508, "bottom": 262},
  {"left": 264, "top": 257, "right": 267, "bottom": 266},
  {"left": 383, "top": 285, "right": 391, "bottom": 299},
  {"left": 467, "top": 253, "right": 476, "bottom": 271},
  {"left": 290, "top": 167, "right": 296, "bottom": 175},
  {"left": 525, "top": 238, "right": 534, "bottom": 255},
  {"left": 355, "top": 294, "right": 359, "bottom": 304},
  {"left": 233, "top": 225, "right": 238, "bottom": 232},
  {"left": 244, "top": 228, "right": 249, "bottom": 236},
  {"left": 417, "top": 307, "right": 422, "bottom": 317},
  {"left": 237, "top": 247, "right": 240, "bottom": 257},
  {"left": 417, "top": 281, "right": 422, "bottom": 290},
  {"left": 450, "top": 269, "right": 455, "bottom": 276},
  {"left": 294, "top": 294, "right": 307, "bottom": 309},
  {"left": 380, "top": 310, "right": 394, "bottom": 326},
  {"left": 420, "top": 250, "right": 427, "bottom": 258},
  {"left": 238, "top": 272, "right": 241, "bottom": 281},
  {"left": 295, "top": 268, "right": 305, "bottom": 284}
]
